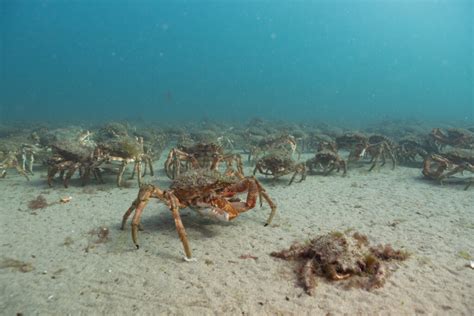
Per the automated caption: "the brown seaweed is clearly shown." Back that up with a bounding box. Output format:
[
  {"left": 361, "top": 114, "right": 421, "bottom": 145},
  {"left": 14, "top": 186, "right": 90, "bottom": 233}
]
[
  {"left": 27, "top": 195, "right": 49, "bottom": 210},
  {"left": 0, "top": 257, "right": 34, "bottom": 273}
]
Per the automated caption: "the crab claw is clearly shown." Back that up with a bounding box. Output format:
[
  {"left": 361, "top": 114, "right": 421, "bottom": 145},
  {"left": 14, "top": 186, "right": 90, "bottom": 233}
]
[{"left": 197, "top": 207, "right": 230, "bottom": 221}]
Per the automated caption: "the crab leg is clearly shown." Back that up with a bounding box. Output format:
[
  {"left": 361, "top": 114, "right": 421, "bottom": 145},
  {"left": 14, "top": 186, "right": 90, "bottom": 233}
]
[
  {"left": 147, "top": 157, "right": 154, "bottom": 176},
  {"left": 136, "top": 161, "right": 143, "bottom": 186},
  {"left": 121, "top": 185, "right": 157, "bottom": 248},
  {"left": 117, "top": 161, "right": 127, "bottom": 186},
  {"left": 167, "top": 193, "right": 193, "bottom": 260},
  {"left": 121, "top": 185, "right": 194, "bottom": 260},
  {"left": 64, "top": 162, "right": 80, "bottom": 188},
  {"left": 28, "top": 153, "right": 34, "bottom": 174}
]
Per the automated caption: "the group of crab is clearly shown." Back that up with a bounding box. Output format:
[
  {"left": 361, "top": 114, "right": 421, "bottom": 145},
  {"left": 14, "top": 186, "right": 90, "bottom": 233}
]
[
  {"left": 1, "top": 121, "right": 472, "bottom": 279},
  {"left": 45, "top": 128, "right": 156, "bottom": 188},
  {"left": 249, "top": 131, "right": 400, "bottom": 186},
  {"left": 421, "top": 128, "right": 474, "bottom": 190},
  {"left": 0, "top": 123, "right": 166, "bottom": 188}
]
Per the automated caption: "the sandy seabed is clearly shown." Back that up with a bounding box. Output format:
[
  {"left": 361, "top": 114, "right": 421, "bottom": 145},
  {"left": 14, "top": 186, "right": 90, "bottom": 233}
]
[{"left": 1, "top": 154, "right": 473, "bottom": 315}]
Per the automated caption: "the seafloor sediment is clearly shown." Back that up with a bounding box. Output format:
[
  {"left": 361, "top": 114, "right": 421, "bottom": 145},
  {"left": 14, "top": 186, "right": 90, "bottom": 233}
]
[{"left": 0, "top": 152, "right": 473, "bottom": 315}]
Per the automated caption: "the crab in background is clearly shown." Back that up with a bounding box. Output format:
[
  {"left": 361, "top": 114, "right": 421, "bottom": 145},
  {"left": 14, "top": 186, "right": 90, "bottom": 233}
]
[
  {"left": 97, "top": 136, "right": 154, "bottom": 187},
  {"left": 335, "top": 132, "right": 368, "bottom": 162},
  {"left": 164, "top": 142, "right": 243, "bottom": 179},
  {"left": 253, "top": 150, "right": 306, "bottom": 185},
  {"left": 422, "top": 149, "right": 474, "bottom": 190},
  {"left": 46, "top": 131, "right": 101, "bottom": 188},
  {"left": 430, "top": 128, "right": 474, "bottom": 150},
  {"left": 396, "top": 134, "right": 437, "bottom": 165},
  {"left": 351, "top": 134, "right": 397, "bottom": 171},
  {"left": 247, "top": 134, "right": 299, "bottom": 164},
  {"left": 306, "top": 149, "right": 347, "bottom": 176},
  {"left": 121, "top": 169, "right": 277, "bottom": 260},
  {"left": 0, "top": 151, "right": 30, "bottom": 180}
]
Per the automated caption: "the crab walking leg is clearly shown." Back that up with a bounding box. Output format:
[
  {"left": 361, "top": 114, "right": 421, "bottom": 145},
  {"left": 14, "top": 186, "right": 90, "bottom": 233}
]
[
  {"left": 64, "top": 163, "right": 80, "bottom": 188},
  {"left": 130, "top": 161, "right": 137, "bottom": 180},
  {"left": 47, "top": 166, "right": 59, "bottom": 186},
  {"left": 167, "top": 193, "right": 193, "bottom": 260},
  {"left": 301, "top": 260, "right": 317, "bottom": 296},
  {"left": 28, "top": 154, "right": 34, "bottom": 174},
  {"left": 21, "top": 152, "right": 27, "bottom": 173},
  {"left": 117, "top": 161, "right": 127, "bottom": 187},
  {"left": 136, "top": 161, "right": 143, "bottom": 186},
  {"left": 147, "top": 157, "right": 154, "bottom": 176},
  {"left": 368, "top": 147, "right": 382, "bottom": 171},
  {"left": 141, "top": 159, "right": 147, "bottom": 177},
  {"left": 121, "top": 188, "right": 153, "bottom": 249},
  {"left": 121, "top": 184, "right": 169, "bottom": 247}
]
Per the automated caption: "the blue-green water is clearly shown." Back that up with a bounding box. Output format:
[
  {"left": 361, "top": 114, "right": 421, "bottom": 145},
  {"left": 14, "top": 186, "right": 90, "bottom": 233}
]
[{"left": 1, "top": 0, "right": 472, "bottom": 123}]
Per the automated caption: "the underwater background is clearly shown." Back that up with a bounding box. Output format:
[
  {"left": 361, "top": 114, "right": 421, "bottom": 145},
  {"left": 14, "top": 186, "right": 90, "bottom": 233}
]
[{"left": 1, "top": 0, "right": 472, "bottom": 123}]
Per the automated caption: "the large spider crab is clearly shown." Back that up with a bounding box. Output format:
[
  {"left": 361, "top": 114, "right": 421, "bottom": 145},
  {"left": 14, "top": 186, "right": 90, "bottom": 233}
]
[
  {"left": 247, "top": 134, "right": 299, "bottom": 163},
  {"left": 396, "top": 134, "right": 437, "bottom": 165},
  {"left": 121, "top": 169, "right": 277, "bottom": 260},
  {"left": 351, "top": 134, "right": 397, "bottom": 171},
  {"left": 271, "top": 231, "right": 409, "bottom": 295},
  {"left": 97, "top": 136, "right": 154, "bottom": 187},
  {"left": 0, "top": 135, "right": 43, "bottom": 179},
  {"left": 304, "top": 133, "right": 337, "bottom": 153},
  {"left": 306, "top": 149, "right": 347, "bottom": 176},
  {"left": 335, "top": 132, "right": 368, "bottom": 161},
  {"left": 164, "top": 142, "right": 243, "bottom": 179},
  {"left": 253, "top": 151, "right": 306, "bottom": 185},
  {"left": 430, "top": 128, "right": 474, "bottom": 150},
  {"left": 422, "top": 150, "right": 474, "bottom": 190},
  {"left": 0, "top": 151, "right": 30, "bottom": 180},
  {"left": 46, "top": 131, "right": 102, "bottom": 188}
]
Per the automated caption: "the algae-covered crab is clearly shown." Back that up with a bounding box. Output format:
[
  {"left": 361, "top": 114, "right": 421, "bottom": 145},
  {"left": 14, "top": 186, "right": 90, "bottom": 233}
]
[
  {"left": 271, "top": 231, "right": 409, "bottom": 295},
  {"left": 98, "top": 136, "right": 154, "bottom": 187},
  {"left": 164, "top": 142, "right": 243, "bottom": 180},
  {"left": 47, "top": 131, "right": 100, "bottom": 187},
  {"left": 253, "top": 151, "right": 306, "bottom": 185},
  {"left": 305, "top": 149, "right": 347, "bottom": 176},
  {"left": 422, "top": 149, "right": 474, "bottom": 190}
]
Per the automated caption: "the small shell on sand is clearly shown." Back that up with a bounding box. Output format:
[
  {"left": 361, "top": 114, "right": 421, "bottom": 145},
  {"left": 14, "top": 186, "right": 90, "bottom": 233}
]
[
  {"left": 60, "top": 196, "right": 72, "bottom": 203},
  {"left": 470, "top": 261, "right": 474, "bottom": 269}
]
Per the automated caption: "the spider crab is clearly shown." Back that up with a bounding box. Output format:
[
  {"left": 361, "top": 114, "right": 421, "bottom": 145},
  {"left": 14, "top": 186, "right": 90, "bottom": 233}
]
[
  {"left": 271, "top": 231, "right": 409, "bottom": 295},
  {"left": 422, "top": 150, "right": 474, "bottom": 190},
  {"left": 121, "top": 169, "right": 277, "bottom": 260},
  {"left": 97, "top": 136, "right": 154, "bottom": 187},
  {"left": 396, "top": 135, "right": 437, "bottom": 165},
  {"left": 248, "top": 134, "right": 299, "bottom": 163},
  {"left": 352, "top": 135, "right": 397, "bottom": 171},
  {"left": 306, "top": 149, "right": 347, "bottom": 176},
  {"left": 335, "top": 132, "right": 368, "bottom": 161},
  {"left": 0, "top": 135, "right": 43, "bottom": 179},
  {"left": 253, "top": 151, "right": 306, "bottom": 185},
  {"left": 46, "top": 131, "right": 102, "bottom": 188},
  {"left": 430, "top": 128, "right": 474, "bottom": 150},
  {"left": 164, "top": 142, "right": 243, "bottom": 179},
  {"left": 0, "top": 151, "right": 30, "bottom": 180}
]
